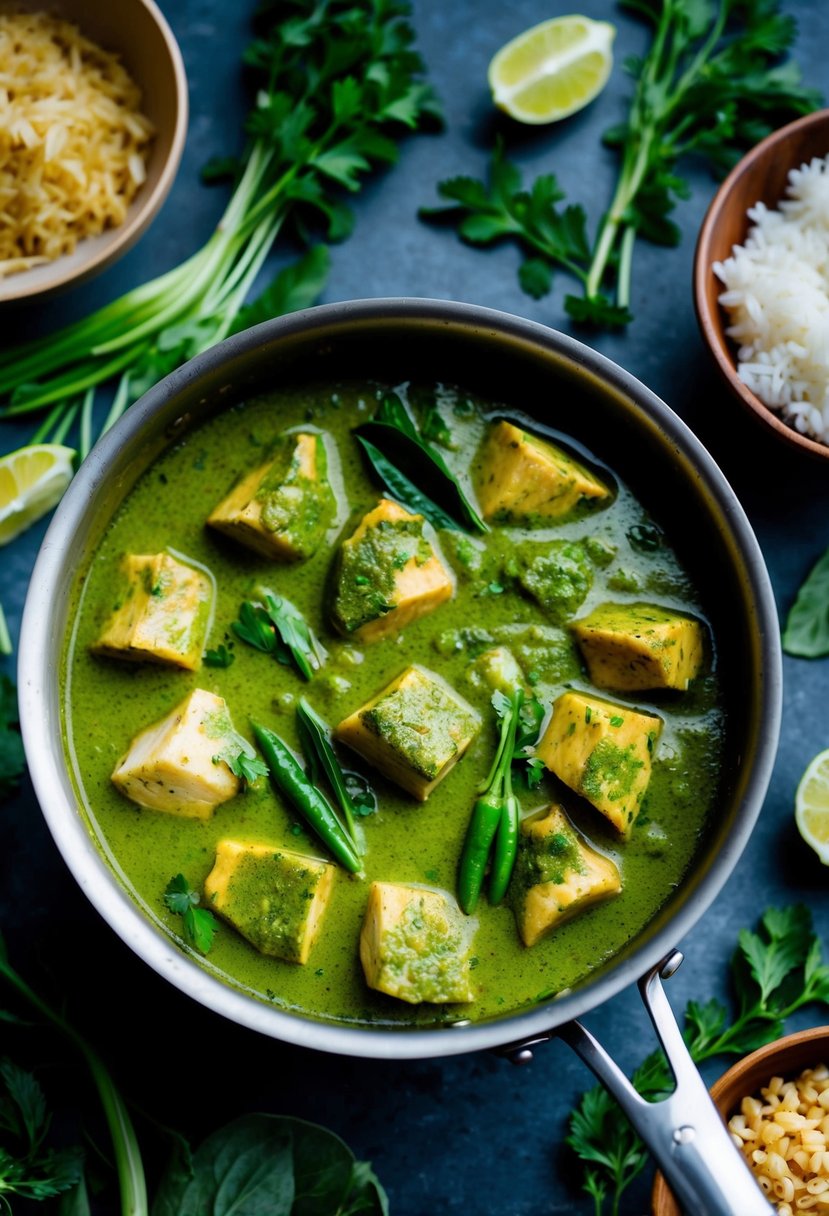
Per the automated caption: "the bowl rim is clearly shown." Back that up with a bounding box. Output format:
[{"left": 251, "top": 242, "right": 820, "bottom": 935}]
[
  {"left": 0, "top": 0, "right": 189, "bottom": 305},
  {"left": 18, "top": 297, "right": 783, "bottom": 1060},
  {"left": 693, "top": 106, "right": 829, "bottom": 461},
  {"left": 652, "top": 1024, "right": 829, "bottom": 1214}
]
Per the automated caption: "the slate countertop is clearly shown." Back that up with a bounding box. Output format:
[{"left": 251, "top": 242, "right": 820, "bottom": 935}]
[{"left": 2, "top": 2, "right": 828, "bottom": 1212}]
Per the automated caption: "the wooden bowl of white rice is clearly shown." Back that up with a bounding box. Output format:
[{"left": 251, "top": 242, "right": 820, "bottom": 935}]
[
  {"left": 695, "top": 108, "right": 829, "bottom": 460},
  {"left": 653, "top": 1025, "right": 829, "bottom": 1215},
  {"left": 0, "top": 0, "right": 187, "bottom": 304}
]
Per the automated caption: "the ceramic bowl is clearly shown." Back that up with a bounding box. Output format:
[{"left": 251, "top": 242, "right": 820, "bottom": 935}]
[
  {"left": 652, "top": 1025, "right": 829, "bottom": 1214},
  {"left": 694, "top": 108, "right": 829, "bottom": 461},
  {"left": 0, "top": 0, "right": 188, "bottom": 304}
]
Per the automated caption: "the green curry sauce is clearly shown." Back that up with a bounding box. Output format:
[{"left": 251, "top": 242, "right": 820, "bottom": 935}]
[{"left": 62, "top": 383, "right": 725, "bottom": 1028}]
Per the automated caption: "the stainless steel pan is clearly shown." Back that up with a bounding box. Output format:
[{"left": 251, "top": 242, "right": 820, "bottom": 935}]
[{"left": 19, "top": 300, "right": 782, "bottom": 1214}]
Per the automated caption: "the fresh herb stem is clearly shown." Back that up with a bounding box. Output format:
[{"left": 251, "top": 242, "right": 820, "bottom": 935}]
[
  {"left": 0, "top": 940, "right": 148, "bottom": 1216},
  {"left": 0, "top": 604, "right": 11, "bottom": 657}
]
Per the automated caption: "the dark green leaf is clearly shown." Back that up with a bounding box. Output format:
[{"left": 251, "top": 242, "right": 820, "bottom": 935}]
[
  {"left": 564, "top": 294, "right": 634, "bottom": 328},
  {"left": 296, "top": 699, "right": 366, "bottom": 850},
  {"left": 164, "top": 876, "right": 218, "bottom": 954},
  {"left": 343, "top": 770, "right": 377, "bottom": 817},
  {"left": 783, "top": 546, "right": 829, "bottom": 657},
  {"left": 203, "top": 644, "right": 235, "bottom": 669},
  {"left": 0, "top": 675, "right": 25, "bottom": 804},
  {"left": 231, "top": 247, "right": 330, "bottom": 336},
  {"left": 226, "top": 750, "right": 269, "bottom": 787},
  {"left": 258, "top": 589, "right": 327, "bottom": 681},
  {"left": 518, "top": 258, "right": 553, "bottom": 299},
  {"left": 355, "top": 435, "right": 461, "bottom": 533},
  {"left": 357, "top": 394, "right": 486, "bottom": 533},
  {"left": 232, "top": 602, "right": 279, "bottom": 655},
  {"left": 58, "top": 1177, "right": 91, "bottom": 1216}
]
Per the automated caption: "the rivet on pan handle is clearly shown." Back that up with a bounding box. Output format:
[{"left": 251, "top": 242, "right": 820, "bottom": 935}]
[{"left": 501, "top": 951, "right": 774, "bottom": 1216}]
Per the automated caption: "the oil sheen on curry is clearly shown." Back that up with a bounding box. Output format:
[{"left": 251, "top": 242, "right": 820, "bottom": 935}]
[{"left": 63, "top": 384, "right": 725, "bottom": 1027}]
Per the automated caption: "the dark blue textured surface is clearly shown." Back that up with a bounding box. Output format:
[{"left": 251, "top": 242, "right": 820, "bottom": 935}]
[{"left": 1, "top": 3, "right": 828, "bottom": 1212}]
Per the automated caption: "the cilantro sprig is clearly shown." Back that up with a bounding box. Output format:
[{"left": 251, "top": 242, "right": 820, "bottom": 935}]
[
  {"left": 567, "top": 905, "right": 829, "bottom": 1213},
  {"left": 423, "top": 0, "right": 820, "bottom": 328},
  {"left": 163, "top": 876, "right": 219, "bottom": 955},
  {"left": 232, "top": 588, "right": 326, "bottom": 681}
]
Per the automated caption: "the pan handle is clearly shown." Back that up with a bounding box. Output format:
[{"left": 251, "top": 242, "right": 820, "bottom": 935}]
[{"left": 503, "top": 950, "right": 774, "bottom": 1216}]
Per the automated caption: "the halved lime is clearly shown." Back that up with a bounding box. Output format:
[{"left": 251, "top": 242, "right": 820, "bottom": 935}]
[{"left": 0, "top": 443, "right": 75, "bottom": 546}]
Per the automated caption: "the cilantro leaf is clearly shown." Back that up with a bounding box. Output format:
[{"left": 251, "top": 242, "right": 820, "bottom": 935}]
[
  {"left": 0, "top": 1061, "right": 84, "bottom": 1202},
  {"left": 231, "top": 246, "right": 330, "bottom": 336},
  {"left": 164, "top": 876, "right": 218, "bottom": 954},
  {"left": 203, "top": 644, "right": 235, "bottom": 669},
  {"left": 0, "top": 675, "right": 25, "bottom": 804}
]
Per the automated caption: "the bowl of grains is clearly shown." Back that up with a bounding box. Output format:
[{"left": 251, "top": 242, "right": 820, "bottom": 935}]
[
  {"left": 0, "top": 0, "right": 187, "bottom": 303},
  {"left": 653, "top": 1026, "right": 829, "bottom": 1215},
  {"left": 694, "top": 109, "right": 829, "bottom": 461}
]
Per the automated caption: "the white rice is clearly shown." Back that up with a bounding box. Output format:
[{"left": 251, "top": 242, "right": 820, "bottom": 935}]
[{"left": 713, "top": 155, "right": 829, "bottom": 445}]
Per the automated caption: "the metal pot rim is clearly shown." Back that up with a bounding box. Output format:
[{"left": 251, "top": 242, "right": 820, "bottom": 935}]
[{"left": 18, "top": 297, "right": 783, "bottom": 1060}]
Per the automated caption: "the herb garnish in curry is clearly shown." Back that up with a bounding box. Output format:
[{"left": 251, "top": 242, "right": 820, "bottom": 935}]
[{"left": 63, "top": 385, "right": 724, "bottom": 1027}]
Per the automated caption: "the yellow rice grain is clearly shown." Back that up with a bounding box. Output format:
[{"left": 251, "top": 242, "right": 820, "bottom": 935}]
[{"left": 0, "top": 10, "right": 154, "bottom": 277}]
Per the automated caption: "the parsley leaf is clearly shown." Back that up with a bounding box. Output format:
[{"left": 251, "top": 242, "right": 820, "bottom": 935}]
[
  {"left": 231, "top": 591, "right": 326, "bottom": 681},
  {"left": 0, "top": 675, "right": 25, "bottom": 804},
  {"left": 203, "top": 643, "right": 235, "bottom": 668},
  {"left": 163, "top": 875, "right": 219, "bottom": 954}
]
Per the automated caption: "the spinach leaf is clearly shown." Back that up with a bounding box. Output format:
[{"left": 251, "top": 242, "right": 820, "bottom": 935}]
[
  {"left": 783, "top": 546, "right": 829, "bottom": 658},
  {"left": 152, "top": 1115, "right": 386, "bottom": 1216}
]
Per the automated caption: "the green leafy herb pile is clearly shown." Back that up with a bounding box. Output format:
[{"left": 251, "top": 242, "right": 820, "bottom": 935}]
[
  {"left": 567, "top": 905, "right": 829, "bottom": 1214},
  {"left": 0, "top": 932, "right": 387, "bottom": 1214},
  {"left": 0, "top": 0, "right": 441, "bottom": 459},
  {"left": 423, "top": 0, "right": 820, "bottom": 328}
]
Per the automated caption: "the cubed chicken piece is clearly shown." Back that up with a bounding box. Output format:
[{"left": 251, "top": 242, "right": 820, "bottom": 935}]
[
  {"left": 207, "top": 431, "right": 335, "bottom": 561},
  {"left": 335, "top": 665, "right": 480, "bottom": 800},
  {"left": 330, "top": 498, "right": 454, "bottom": 642},
  {"left": 474, "top": 421, "right": 611, "bottom": 524},
  {"left": 111, "top": 689, "right": 242, "bottom": 818},
  {"left": 470, "top": 646, "right": 527, "bottom": 695},
  {"left": 204, "top": 840, "right": 335, "bottom": 964},
  {"left": 91, "top": 553, "right": 211, "bottom": 671},
  {"left": 360, "top": 882, "right": 476, "bottom": 1004},
  {"left": 513, "top": 539, "right": 592, "bottom": 624},
  {"left": 511, "top": 805, "right": 621, "bottom": 947},
  {"left": 536, "top": 691, "right": 662, "bottom": 834},
  {"left": 571, "top": 602, "right": 706, "bottom": 692}
]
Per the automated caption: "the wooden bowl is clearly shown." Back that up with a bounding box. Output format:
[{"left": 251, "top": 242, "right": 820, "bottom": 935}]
[
  {"left": 652, "top": 1025, "right": 829, "bottom": 1215},
  {"left": 0, "top": 0, "right": 187, "bottom": 304},
  {"left": 694, "top": 108, "right": 829, "bottom": 461}
]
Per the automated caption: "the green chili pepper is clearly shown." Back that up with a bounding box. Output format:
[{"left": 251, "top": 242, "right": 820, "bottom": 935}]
[
  {"left": 251, "top": 721, "right": 362, "bottom": 874},
  {"left": 488, "top": 794, "right": 520, "bottom": 905},
  {"left": 457, "top": 793, "right": 503, "bottom": 914},
  {"left": 456, "top": 688, "right": 523, "bottom": 912}
]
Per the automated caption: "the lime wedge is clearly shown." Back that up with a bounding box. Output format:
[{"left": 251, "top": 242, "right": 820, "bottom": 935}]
[
  {"left": 796, "top": 748, "right": 829, "bottom": 864},
  {"left": 0, "top": 443, "right": 75, "bottom": 546},
  {"left": 488, "top": 15, "right": 615, "bottom": 125}
]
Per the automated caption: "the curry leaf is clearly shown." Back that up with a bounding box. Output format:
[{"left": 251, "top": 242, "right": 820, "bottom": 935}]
[
  {"left": 783, "top": 546, "right": 829, "bottom": 657},
  {"left": 356, "top": 393, "right": 486, "bottom": 533},
  {"left": 355, "top": 435, "right": 460, "bottom": 533}
]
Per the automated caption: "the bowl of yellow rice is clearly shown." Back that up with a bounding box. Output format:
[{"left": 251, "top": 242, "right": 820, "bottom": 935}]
[{"left": 0, "top": 0, "right": 187, "bottom": 302}]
